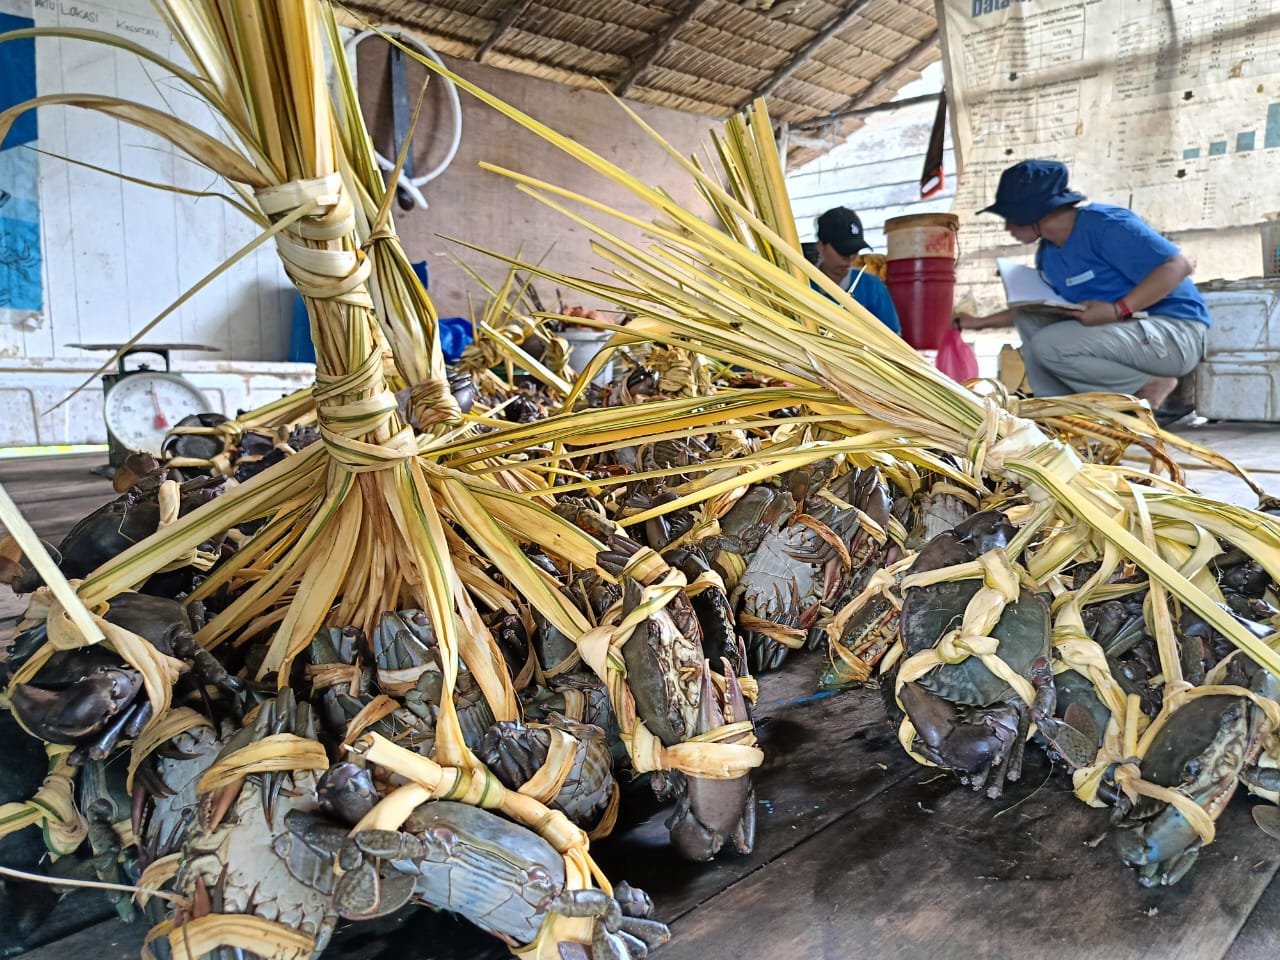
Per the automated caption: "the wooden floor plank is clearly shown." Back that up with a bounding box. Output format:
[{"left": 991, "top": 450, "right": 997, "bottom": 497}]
[
  {"left": 1222, "top": 865, "right": 1280, "bottom": 960},
  {"left": 594, "top": 674, "right": 918, "bottom": 920},
  {"left": 659, "top": 747, "right": 1280, "bottom": 960},
  {"left": 0, "top": 475, "right": 113, "bottom": 507},
  {"left": 0, "top": 455, "right": 113, "bottom": 517},
  {"left": 0, "top": 454, "right": 109, "bottom": 481}
]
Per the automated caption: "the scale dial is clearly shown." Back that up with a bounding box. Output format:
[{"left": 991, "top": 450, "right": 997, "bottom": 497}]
[{"left": 103, "top": 371, "right": 210, "bottom": 456}]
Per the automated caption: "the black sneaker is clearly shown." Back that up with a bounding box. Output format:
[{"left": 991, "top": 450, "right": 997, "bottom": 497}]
[{"left": 1155, "top": 403, "right": 1196, "bottom": 428}]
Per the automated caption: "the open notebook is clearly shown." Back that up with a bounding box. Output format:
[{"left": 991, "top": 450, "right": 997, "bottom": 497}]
[{"left": 996, "top": 258, "right": 1083, "bottom": 312}]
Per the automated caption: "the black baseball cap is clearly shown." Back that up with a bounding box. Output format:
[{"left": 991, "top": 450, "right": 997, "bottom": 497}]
[{"left": 815, "top": 207, "right": 871, "bottom": 256}]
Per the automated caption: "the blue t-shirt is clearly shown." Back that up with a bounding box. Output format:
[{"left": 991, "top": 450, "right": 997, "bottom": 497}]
[
  {"left": 1037, "top": 204, "right": 1210, "bottom": 326},
  {"left": 811, "top": 271, "right": 901, "bottom": 334}
]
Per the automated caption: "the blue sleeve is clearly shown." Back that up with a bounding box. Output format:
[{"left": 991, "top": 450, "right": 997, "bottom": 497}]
[
  {"left": 1089, "top": 209, "right": 1181, "bottom": 286},
  {"left": 850, "top": 274, "right": 901, "bottom": 334}
]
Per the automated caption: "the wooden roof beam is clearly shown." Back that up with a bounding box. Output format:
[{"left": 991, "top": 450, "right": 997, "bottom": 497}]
[
  {"left": 473, "top": 0, "right": 534, "bottom": 63},
  {"left": 745, "top": 0, "right": 873, "bottom": 107},
  {"left": 809, "top": 30, "right": 940, "bottom": 123},
  {"left": 791, "top": 90, "right": 940, "bottom": 130},
  {"left": 614, "top": 0, "right": 715, "bottom": 98}
]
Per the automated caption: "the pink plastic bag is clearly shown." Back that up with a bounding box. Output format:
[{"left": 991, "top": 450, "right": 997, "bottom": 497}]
[{"left": 934, "top": 327, "right": 979, "bottom": 382}]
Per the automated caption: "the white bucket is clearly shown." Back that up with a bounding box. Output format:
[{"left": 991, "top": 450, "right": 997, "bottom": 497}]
[
  {"left": 884, "top": 212, "right": 960, "bottom": 261},
  {"left": 559, "top": 328, "right": 616, "bottom": 387}
]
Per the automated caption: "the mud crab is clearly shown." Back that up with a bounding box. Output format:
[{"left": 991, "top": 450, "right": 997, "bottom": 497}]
[
  {"left": 597, "top": 535, "right": 757, "bottom": 860},
  {"left": 1108, "top": 653, "right": 1280, "bottom": 886},
  {"left": 479, "top": 713, "right": 619, "bottom": 833},
  {"left": 156, "top": 690, "right": 340, "bottom": 956},
  {"left": 161, "top": 412, "right": 233, "bottom": 467},
  {"left": 891, "top": 510, "right": 1055, "bottom": 798},
  {"left": 135, "top": 718, "right": 228, "bottom": 879},
  {"left": 695, "top": 484, "right": 793, "bottom": 587},
  {"left": 663, "top": 545, "right": 745, "bottom": 678},
  {"left": 377, "top": 610, "right": 497, "bottom": 752},
  {"left": 288, "top": 799, "right": 670, "bottom": 958},
  {"left": 307, "top": 612, "right": 496, "bottom": 758},
  {"left": 553, "top": 496, "right": 617, "bottom": 541},
  {"left": 1032, "top": 667, "right": 1111, "bottom": 771},
  {"left": 3, "top": 474, "right": 228, "bottom": 596},
  {"left": 732, "top": 466, "right": 880, "bottom": 672},
  {"left": 620, "top": 486, "right": 696, "bottom": 552},
  {"left": 654, "top": 659, "right": 756, "bottom": 861},
  {"left": 230, "top": 423, "right": 320, "bottom": 483},
  {"left": 897, "top": 483, "right": 974, "bottom": 551},
  {"left": 520, "top": 675, "right": 627, "bottom": 769},
  {"left": 596, "top": 537, "right": 705, "bottom": 749},
  {"left": 819, "top": 569, "right": 901, "bottom": 692}
]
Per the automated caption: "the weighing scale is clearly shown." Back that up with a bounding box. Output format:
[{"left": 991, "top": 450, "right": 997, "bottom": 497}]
[{"left": 68, "top": 343, "right": 220, "bottom": 472}]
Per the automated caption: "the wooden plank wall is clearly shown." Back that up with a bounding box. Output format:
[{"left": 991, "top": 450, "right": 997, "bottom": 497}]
[{"left": 0, "top": 0, "right": 298, "bottom": 366}]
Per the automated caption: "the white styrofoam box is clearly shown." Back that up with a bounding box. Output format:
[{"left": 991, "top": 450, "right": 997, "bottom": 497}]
[
  {"left": 1194, "top": 278, "right": 1280, "bottom": 421},
  {"left": 1192, "top": 356, "right": 1280, "bottom": 422},
  {"left": 0, "top": 360, "right": 315, "bottom": 447},
  {"left": 965, "top": 330, "right": 1005, "bottom": 382},
  {"left": 1198, "top": 278, "right": 1280, "bottom": 356}
]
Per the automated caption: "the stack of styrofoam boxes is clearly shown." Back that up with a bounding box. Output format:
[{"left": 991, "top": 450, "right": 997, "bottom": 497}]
[{"left": 1194, "top": 278, "right": 1280, "bottom": 422}]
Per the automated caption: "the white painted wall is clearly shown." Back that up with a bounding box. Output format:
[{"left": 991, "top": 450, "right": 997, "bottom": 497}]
[
  {"left": 0, "top": 0, "right": 317, "bottom": 445},
  {"left": 787, "top": 63, "right": 955, "bottom": 255},
  {"left": 3, "top": 0, "right": 298, "bottom": 366},
  {"left": 0, "top": 0, "right": 312, "bottom": 445},
  {"left": 350, "top": 47, "right": 719, "bottom": 322}
]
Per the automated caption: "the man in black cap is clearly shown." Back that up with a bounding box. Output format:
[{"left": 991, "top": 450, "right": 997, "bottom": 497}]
[
  {"left": 812, "top": 206, "right": 901, "bottom": 333},
  {"left": 955, "top": 159, "right": 1208, "bottom": 415}
]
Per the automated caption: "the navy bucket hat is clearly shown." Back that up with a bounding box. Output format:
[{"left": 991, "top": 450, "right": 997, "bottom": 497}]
[{"left": 978, "top": 160, "right": 1086, "bottom": 225}]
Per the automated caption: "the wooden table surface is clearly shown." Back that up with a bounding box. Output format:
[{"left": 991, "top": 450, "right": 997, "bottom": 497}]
[{"left": 3, "top": 449, "right": 1280, "bottom": 960}]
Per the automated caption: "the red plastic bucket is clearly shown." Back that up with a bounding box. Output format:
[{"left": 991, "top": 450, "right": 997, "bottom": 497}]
[{"left": 886, "top": 257, "right": 956, "bottom": 351}]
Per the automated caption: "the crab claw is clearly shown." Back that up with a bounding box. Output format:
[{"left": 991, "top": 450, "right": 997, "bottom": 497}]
[
  {"left": 546, "top": 886, "right": 671, "bottom": 960},
  {"left": 620, "top": 577, "right": 700, "bottom": 747},
  {"left": 597, "top": 533, "right": 646, "bottom": 578},
  {"left": 10, "top": 666, "right": 144, "bottom": 745},
  {"left": 951, "top": 510, "right": 1017, "bottom": 553},
  {"left": 667, "top": 659, "right": 756, "bottom": 861},
  {"left": 317, "top": 762, "right": 382, "bottom": 825},
  {"left": 898, "top": 681, "right": 1018, "bottom": 785}
]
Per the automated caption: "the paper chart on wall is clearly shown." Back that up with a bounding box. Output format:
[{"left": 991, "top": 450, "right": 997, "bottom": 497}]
[{"left": 938, "top": 0, "right": 1280, "bottom": 252}]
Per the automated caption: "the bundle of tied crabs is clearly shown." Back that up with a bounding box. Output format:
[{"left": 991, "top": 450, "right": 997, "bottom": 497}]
[{"left": 4, "top": 4, "right": 1280, "bottom": 958}]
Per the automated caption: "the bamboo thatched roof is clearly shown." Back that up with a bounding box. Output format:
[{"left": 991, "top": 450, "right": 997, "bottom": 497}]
[{"left": 339, "top": 0, "right": 940, "bottom": 166}]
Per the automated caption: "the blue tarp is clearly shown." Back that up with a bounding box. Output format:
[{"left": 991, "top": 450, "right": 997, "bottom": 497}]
[{"left": 0, "top": 12, "right": 41, "bottom": 312}]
